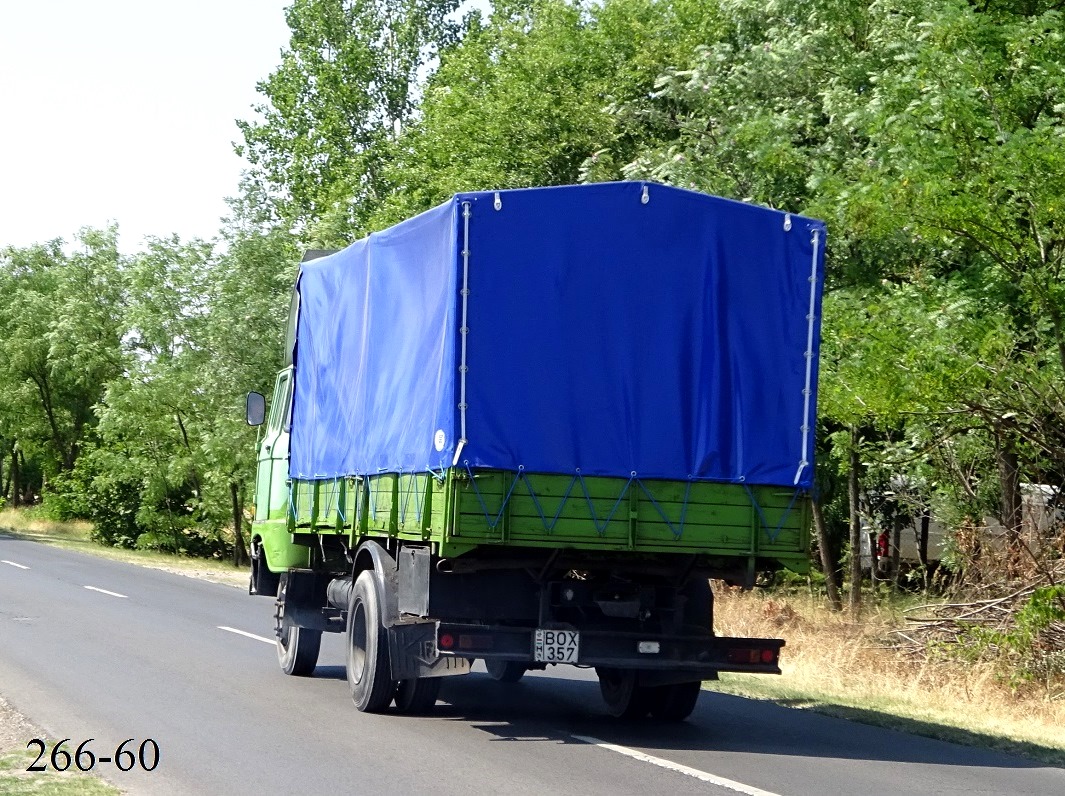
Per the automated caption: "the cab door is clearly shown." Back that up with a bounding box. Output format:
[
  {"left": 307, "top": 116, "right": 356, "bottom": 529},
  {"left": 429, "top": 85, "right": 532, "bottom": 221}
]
[{"left": 255, "top": 368, "right": 294, "bottom": 523}]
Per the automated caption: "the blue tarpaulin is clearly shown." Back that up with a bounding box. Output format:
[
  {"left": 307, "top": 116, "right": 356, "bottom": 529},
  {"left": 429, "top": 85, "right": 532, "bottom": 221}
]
[{"left": 290, "top": 182, "right": 825, "bottom": 488}]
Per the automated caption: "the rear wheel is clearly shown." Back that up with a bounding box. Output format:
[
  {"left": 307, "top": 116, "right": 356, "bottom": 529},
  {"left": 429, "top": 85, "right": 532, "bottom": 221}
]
[
  {"left": 649, "top": 681, "right": 702, "bottom": 722},
  {"left": 394, "top": 678, "right": 442, "bottom": 714},
  {"left": 596, "top": 667, "right": 653, "bottom": 719},
  {"left": 485, "top": 659, "right": 527, "bottom": 683},
  {"left": 347, "top": 570, "right": 395, "bottom": 712}
]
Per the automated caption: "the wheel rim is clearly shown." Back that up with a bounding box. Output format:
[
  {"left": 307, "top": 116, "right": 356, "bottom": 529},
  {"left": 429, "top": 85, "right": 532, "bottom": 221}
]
[
  {"left": 276, "top": 605, "right": 292, "bottom": 659},
  {"left": 349, "top": 601, "right": 368, "bottom": 685}
]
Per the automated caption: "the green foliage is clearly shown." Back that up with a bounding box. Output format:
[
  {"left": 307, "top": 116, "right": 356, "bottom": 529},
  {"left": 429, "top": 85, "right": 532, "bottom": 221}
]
[
  {"left": 0, "top": 230, "right": 125, "bottom": 508},
  {"left": 3, "top": 0, "right": 1065, "bottom": 629},
  {"left": 950, "top": 587, "right": 1065, "bottom": 687},
  {"left": 236, "top": 0, "right": 460, "bottom": 240}
]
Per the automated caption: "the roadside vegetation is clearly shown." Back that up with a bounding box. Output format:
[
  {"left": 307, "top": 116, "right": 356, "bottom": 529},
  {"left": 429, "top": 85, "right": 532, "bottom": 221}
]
[
  {"left": 713, "top": 586, "right": 1065, "bottom": 766},
  {"left": 0, "top": 0, "right": 1063, "bottom": 756},
  {"left": 0, "top": 508, "right": 247, "bottom": 588},
  {"left": 0, "top": 697, "right": 119, "bottom": 796}
]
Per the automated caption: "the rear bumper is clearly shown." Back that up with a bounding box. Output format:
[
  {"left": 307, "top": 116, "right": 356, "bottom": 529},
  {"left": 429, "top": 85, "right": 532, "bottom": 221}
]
[{"left": 436, "top": 622, "right": 783, "bottom": 675}]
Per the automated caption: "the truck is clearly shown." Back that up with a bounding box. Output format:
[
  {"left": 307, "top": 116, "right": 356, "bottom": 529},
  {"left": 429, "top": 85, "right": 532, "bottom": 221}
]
[{"left": 245, "top": 181, "right": 826, "bottom": 720}]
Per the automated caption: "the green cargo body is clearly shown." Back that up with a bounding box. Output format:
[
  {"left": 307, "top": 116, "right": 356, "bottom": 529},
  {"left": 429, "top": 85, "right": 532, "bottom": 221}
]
[{"left": 261, "top": 469, "right": 809, "bottom": 575}]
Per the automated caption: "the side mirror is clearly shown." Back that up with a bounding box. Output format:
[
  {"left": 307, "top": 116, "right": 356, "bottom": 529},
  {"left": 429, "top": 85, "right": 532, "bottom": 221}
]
[{"left": 246, "top": 391, "right": 266, "bottom": 426}]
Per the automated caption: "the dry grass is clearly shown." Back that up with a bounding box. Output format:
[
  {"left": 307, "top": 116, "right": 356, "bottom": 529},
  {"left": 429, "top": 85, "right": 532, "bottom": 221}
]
[
  {"left": 0, "top": 508, "right": 94, "bottom": 539},
  {"left": 710, "top": 586, "right": 1065, "bottom": 765},
  {"left": 0, "top": 508, "right": 247, "bottom": 588}
]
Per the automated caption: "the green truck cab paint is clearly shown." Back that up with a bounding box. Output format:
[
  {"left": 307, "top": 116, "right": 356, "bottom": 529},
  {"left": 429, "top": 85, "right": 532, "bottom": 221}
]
[{"left": 252, "top": 368, "right": 311, "bottom": 571}]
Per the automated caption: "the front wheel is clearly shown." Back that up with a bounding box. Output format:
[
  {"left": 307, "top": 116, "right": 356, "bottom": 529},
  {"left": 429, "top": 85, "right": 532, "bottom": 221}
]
[
  {"left": 249, "top": 541, "right": 280, "bottom": 597},
  {"left": 276, "top": 612, "right": 321, "bottom": 676},
  {"left": 347, "top": 570, "right": 395, "bottom": 712}
]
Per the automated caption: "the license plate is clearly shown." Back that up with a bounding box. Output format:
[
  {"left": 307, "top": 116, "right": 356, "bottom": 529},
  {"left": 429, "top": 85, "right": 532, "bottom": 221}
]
[{"left": 533, "top": 629, "right": 579, "bottom": 663}]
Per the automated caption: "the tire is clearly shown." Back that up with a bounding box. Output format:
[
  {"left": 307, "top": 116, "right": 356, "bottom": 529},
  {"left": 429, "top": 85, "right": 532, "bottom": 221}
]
[
  {"left": 347, "top": 570, "right": 395, "bottom": 712},
  {"left": 649, "top": 681, "right": 702, "bottom": 722},
  {"left": 276, "top": 611, "right": 322, "bottom": 676},
  {"left": 249, "top": 541, "right": 280, "bottom": 597},
  {"left": 485, "top": 659, "right": 527, "bottom": 683},
  {"left": 394, "top": 678, "right": 442, "bottom": 715},
  {"left": 596, "top": 667, "right": 653, "bottom": 719}
]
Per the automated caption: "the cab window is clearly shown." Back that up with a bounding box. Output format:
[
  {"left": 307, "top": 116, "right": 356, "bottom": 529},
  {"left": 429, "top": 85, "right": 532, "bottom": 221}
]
[{"left": 268, "top": 370, "right": 293, "bottom": 434}]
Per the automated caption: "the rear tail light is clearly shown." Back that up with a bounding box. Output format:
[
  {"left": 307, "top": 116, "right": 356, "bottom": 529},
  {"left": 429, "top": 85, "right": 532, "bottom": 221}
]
[
  {"left": 727, "top": 647, "right": 778, "bottom": 665},
  {"left": 439, "top": 633, "right": 455, "bottom": 650},
  {"left": 458, "top": 634, "right": 494, "bottom": 650}
]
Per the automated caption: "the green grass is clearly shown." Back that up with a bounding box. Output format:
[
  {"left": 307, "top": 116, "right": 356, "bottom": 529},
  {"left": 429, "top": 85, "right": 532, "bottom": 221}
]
[
  {"left": 0, "top": 741, "right": 120, "bottom": 795},
  {"left": 0, "top": 508, "right": 247, "bottom": 588}
]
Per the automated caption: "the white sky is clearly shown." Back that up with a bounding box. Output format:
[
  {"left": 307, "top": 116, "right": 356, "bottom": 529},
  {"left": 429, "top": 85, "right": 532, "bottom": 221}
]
[{"left": 0, "top": 1, "right": 292, "bottom": 251}]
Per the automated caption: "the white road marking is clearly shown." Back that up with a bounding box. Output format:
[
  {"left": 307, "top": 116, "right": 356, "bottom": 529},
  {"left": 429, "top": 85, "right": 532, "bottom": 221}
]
[
  {"left": 218, "top": 626, "right": 275, "bottom": 645},
  {"left": 570, "top": 734, "right": 781, "bottom": 796},
  {"left": 84, "top": 586, "right": 128, "bottom": 599},
  {"left": 2, "top": 560, "right": 30, "bottom": 570}
]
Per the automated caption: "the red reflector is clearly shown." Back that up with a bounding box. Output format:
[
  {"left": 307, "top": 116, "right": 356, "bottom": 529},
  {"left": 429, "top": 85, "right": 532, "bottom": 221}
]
[
  {"left": 439, "top": 633, "right": 455, "bottom": 650},
  {"left": 727, "top": 648, "right": 768, "bottom": 665},
  {"left": 458, "top": 634, "right": 493, "bottom": 650}
]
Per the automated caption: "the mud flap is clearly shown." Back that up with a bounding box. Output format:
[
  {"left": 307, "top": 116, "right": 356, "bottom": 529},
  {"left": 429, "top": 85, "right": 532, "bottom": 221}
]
[{"left": 389, "top": 620, "right": 472, "bottom": 680}]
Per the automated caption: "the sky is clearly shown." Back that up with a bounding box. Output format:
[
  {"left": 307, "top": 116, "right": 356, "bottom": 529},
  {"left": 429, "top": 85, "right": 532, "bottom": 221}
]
[{"left": 0, "top": 1, "right": 292, "bottom": 252}]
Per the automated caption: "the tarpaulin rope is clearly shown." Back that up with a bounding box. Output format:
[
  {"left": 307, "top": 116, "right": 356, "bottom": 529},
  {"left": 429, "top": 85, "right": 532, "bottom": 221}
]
[
  {"left": 368, "top": 473, "right": 383, "bottom": 521},
  {"left": 398, "top": 473, "right": 425, "bottom": 524},
  {"left": 463, "top": 462, "right": 524, "bottom": 531},
  {"left": 320, "top": 478, "right": 336, "bottom": 523},
  {"left": 743, "top": 483, "right": 801, "bottom": 544},
  {"left": 334, "top": 478, "right": 347, "bottom": 524},
  {"left": 576, "top": 470, "right": 635, "bottom": 536},
  {"left": 636, "top": 476, "right": 692, "bottom": 540},
  {"left": 521, "top": 472, "right": 580, "bottom": 534}
]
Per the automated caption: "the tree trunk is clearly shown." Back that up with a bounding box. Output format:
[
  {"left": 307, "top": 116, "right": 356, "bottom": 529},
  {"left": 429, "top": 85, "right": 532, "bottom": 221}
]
[
  {"left": 868, "top": 528, "right": 879, "bottom": 591},
  {"left": 11, "top": 447, "right": 21, "bottom": 508},
  {"left": 848, "top": 428, "right": 862, "bottom": 614},
  {"left": 995, "top": 425, "right": 1022, "bottom": 576},
  {"left": 231, "top": 481, "right": 249, "bottom": 567},
  {"left": 891, "top": 519, "right": 902, "bottom": 590},
  {"left": 918, "top": 510, "right": 931, "bottom": 592},
  {"left": 812, "top": 499, "right": 843, "bottom": 612}
]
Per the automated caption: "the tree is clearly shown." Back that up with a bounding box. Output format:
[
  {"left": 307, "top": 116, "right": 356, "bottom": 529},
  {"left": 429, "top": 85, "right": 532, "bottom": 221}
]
[
  {"left": 0, "top": 230, "right": 124, "bottom": 493},
  {"left": 236, "top": 0, "right": 460, "bottom": 240}
]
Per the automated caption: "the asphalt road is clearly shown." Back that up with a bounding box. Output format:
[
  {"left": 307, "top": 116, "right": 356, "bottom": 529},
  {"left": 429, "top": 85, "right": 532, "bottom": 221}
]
[{"left": 1, "top": 533, "right": 1062, "bottom": 796}]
